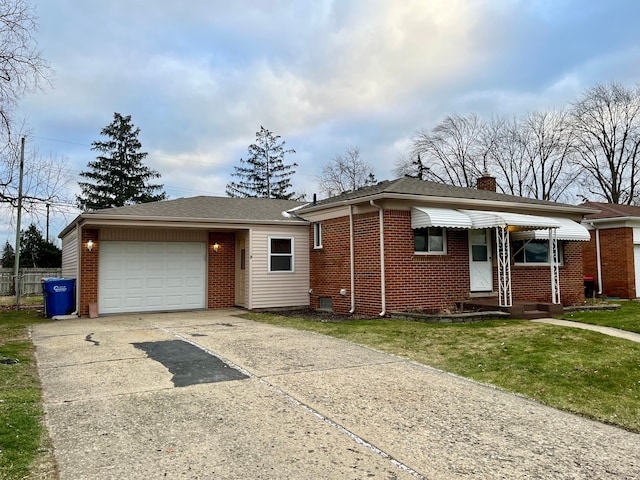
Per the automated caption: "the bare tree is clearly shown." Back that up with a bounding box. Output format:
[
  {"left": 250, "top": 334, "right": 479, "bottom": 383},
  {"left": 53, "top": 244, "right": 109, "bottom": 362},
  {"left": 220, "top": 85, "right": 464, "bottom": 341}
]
[
  {"left": 484, "top": 115, "right": 530, "bottom": 196},
  {"left": 0, "top": 134, "right": 74, "bottom": 227},
  {"left": 393, "top": 151, "right": 429, "bottom": 179},
  {"left": 518, "top": 110, "right": 579, "bottom": 201},
  {"left": 571, "top": 82, "right": 640, "bottom": 204},
  {"left": 0, "top": 0, "right": 51, "bottom": 132},
  {"left": 0, "top": 0, "right": 54, "bottom": 208},
  {"left": 318, "top": 146, "right": 376, "bottom": 198},
  {"left": 411, "top": 114, "right": 491, "bottom": 188}
]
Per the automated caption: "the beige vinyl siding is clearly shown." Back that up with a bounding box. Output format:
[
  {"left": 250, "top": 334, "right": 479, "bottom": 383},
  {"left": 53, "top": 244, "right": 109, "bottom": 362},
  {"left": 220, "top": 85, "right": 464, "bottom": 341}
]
[
  {"left": 99, "top": 228, "right": 208, "bottom": 242},
  {"left": 61, "top": 228, "right": 79, "bottom": 278},
  {"left": 249, "top": 225, "right": 310, "bottom": 309}
]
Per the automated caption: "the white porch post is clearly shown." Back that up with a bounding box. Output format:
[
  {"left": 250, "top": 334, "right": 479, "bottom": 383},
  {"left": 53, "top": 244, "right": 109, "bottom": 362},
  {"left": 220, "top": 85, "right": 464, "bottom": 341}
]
[
  {"left": 495, "top": 226, "right": 512, "bottom": 307},
  {"left": 549, "top": 228, "right": 561, "bottom": 304}
]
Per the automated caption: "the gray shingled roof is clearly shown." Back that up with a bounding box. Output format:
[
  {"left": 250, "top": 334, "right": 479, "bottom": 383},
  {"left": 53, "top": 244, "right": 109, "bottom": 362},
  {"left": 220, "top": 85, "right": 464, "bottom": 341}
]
[
  {"left": 84, "top": 196, "right": 307, "bottom": 223},
  {"left": 582, "top": 201, "right": 640, "bottom": 220},
  {"left": 298, "top": 176, "right": 585, "bottom": 212}
]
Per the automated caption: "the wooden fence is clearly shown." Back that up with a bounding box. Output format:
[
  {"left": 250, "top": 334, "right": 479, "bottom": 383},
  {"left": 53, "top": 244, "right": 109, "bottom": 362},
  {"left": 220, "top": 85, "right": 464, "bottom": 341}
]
[{"left": 0, "top": 268, "right": 64, "bottom": 296}]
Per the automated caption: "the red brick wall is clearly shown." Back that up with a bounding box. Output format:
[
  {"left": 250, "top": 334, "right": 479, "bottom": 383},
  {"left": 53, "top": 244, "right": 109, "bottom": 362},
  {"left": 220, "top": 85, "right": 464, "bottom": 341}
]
[
  {"left": 207, "top": 232, "right": 236, "bottom": 308},
  {"left": 79, "top": 229, "right": 99, "bottom": 316},
  {"left": 309, "top": 215, "right": 355, "bottom": 313},
  {"left": 309, "top": 210, "right": 469, "bottom": 316},
  {"left": 309, "top": 210, "right": 586, "bottom": 315},
  {"left": 582, "top": 230, "right": 598, "bottom": 282},
  {"left": 511, "top": 242, "right": 584, "bottom": 305},
  {"left": 384, "top": 210, "right": 469, "bottom": 314},
  {"left": 591, "top": 227, "right": 635, "bottom": 298}
]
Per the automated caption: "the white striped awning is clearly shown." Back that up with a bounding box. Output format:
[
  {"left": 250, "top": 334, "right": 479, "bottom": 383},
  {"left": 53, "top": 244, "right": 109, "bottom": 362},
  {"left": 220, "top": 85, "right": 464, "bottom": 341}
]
[
  {"left": 460, "top": 210, "right": 561, "bottom": 230},
  {"left": 411, "top": 207, "right": 473, "bottom": 229},
  {"left": 511, "top": 217, "right": 591, "bottom": 241},
  {"left": 411, "top": 207, "right": 588, "bottom": 240}
]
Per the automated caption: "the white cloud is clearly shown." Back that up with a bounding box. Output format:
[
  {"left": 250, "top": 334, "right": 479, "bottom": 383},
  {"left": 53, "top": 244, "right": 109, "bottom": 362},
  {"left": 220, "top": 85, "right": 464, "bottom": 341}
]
[{"left": 14, "top": 0, "right": 640, "bottom": 228}]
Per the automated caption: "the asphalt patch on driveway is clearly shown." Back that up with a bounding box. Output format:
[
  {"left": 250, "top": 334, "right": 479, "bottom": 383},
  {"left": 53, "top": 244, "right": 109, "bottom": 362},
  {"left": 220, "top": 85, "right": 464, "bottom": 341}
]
[{"left": 132, "top": 340, "right": 248, "bottom": 387}]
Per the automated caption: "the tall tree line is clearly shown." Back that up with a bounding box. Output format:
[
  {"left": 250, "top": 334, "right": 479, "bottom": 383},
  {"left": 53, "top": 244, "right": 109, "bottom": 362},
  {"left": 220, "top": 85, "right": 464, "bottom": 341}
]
[{"left": 396, "top": 82, "right": 640, "bottom": 204}]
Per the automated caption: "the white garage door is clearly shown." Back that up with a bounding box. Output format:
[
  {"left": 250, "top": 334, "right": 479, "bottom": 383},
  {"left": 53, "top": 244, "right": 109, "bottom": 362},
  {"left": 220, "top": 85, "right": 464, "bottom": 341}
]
[{"left": 99, "top": 241, "right": 206, "bottom": 314}]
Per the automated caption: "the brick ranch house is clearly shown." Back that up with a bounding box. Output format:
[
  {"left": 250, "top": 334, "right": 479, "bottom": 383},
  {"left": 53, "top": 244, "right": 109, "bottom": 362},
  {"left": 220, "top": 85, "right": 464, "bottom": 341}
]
[
  {"left": 582, "top": 202, "right": 640, "bottom": 299},
  {"left": 60, "top": 176, "right": 594, "bottom": 318},
  {"left": 294, "top": 176, "right": 593, "bottom": 317}
]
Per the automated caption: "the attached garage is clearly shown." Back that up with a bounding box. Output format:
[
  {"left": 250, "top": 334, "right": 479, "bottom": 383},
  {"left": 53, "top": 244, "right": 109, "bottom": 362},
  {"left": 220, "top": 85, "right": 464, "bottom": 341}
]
[
  {"left": 99, "top": 241, "right": 206, "bottom": 314},
  {"left": 58, "top": 196, "right": 310, "bottom": 317}
]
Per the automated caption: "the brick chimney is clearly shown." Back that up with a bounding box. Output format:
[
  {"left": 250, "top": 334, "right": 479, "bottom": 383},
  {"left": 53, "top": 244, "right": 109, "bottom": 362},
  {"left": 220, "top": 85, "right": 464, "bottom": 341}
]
[{"left": 476, "top": 172, "right": 496, "bottom": 192}]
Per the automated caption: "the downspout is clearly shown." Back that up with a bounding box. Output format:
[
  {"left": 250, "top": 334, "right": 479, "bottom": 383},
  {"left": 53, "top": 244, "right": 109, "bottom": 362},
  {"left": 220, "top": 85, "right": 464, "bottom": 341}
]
[
  {"left": 349, "top": 205, "right": 356, "bottom": 314},
  {"left": 369, "top": 200, "right": 386, "bottom": 316},
  {"left": 594, "top": 226, "right": 603, "bottom": 295},
  {"left": 53, "top": 223, "right": 80, "bottom": 320}
]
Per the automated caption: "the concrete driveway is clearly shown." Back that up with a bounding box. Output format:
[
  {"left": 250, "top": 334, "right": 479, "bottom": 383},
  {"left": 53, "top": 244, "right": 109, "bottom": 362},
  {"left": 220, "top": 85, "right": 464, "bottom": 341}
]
[{"left": 32, "top": 310, "right": 640, "bottom": 479}]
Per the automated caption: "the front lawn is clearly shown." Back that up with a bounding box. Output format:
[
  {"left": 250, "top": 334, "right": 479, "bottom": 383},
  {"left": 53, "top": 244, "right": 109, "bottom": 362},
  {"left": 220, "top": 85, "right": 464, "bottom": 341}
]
[
  {"left": 246, "top": 311, "right": 640, "bottom": 432},
  {"left": 562, "top": 300, "right": 640, "bottom": 334},
  {"left": 0, "top": 309, "right": 57, "bottom": 479}
]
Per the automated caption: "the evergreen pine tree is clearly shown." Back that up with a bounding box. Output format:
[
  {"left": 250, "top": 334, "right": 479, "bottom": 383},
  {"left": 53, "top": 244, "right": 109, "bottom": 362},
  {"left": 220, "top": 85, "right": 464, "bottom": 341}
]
[
  {"left": 1, "top": 241, "right": 14, "bottom": 268},
  {"left": 77, "top": 113, "right": 166, "bottom": 210},
  {"left": 226, "top": 126, "right": 298, "bottom": 199},
  {"left": 19, "top": 224, "right": 61, "bottom": 268}
]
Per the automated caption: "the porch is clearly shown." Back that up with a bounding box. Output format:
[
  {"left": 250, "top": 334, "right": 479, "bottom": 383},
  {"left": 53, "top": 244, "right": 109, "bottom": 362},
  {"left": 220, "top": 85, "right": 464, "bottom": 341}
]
[{"left": 460, "top": 297, "right": 564, "bottom": 320}]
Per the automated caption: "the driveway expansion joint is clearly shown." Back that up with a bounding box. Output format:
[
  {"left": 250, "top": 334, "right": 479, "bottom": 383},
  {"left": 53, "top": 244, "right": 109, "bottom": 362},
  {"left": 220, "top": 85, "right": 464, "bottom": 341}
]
[{"left": 160, "top": 326, "right": 428, "bottom": 480}]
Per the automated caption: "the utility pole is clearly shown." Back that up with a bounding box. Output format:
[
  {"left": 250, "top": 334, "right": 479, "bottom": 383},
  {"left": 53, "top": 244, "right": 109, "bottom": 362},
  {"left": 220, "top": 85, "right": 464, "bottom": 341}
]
[
  {"left": 14, "top": 137, "right": 25, "bottom": 308},
  {"left": 46, "top": 203, "right": 50, "bottom": 241}
]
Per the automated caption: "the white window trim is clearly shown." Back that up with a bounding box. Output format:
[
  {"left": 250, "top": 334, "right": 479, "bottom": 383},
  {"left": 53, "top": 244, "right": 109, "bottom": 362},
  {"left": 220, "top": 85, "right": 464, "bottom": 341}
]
[
  {"left": 268, "top": 236, "right": 295, "bottom": 273},
  {"left": 313, "top": 223, "right": 323, "bottom": 249},
  {"left": 513, "top": 239, "right": 564, "bottom": 266},
  {"left": 414, "top": 227, "right": 447, "bottom": 255}
]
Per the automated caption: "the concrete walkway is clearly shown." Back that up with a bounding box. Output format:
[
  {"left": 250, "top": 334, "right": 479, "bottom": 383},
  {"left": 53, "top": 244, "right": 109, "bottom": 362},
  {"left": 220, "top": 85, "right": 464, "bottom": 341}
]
[
  {"left": 32, "top": 310, "right": 640, "bottom": 479},
  {"left": 532, "top": 318, "right": 640, "bottom": 343}
]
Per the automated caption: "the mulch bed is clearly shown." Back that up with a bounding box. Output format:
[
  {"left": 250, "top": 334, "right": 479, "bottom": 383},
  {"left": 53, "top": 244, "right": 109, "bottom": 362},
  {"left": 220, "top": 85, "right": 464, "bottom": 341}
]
[{"left": 262, "top": 308, "right": 369, "bottom": 323}]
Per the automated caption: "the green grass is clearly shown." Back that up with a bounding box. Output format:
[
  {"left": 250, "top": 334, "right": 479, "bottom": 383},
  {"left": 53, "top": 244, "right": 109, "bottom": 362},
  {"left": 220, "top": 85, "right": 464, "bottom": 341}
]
[
  {"left": 0, "top": 296, "right": 44, "bottom": 307},
  {"left": 246, "top": 312, "right": 640, "bottom": 432},
  {"left": 562, "top": 300, "right": 640, "bottom": 333},
  {"left": 0, "top": 309, "right": 57, "bottom": 480}
]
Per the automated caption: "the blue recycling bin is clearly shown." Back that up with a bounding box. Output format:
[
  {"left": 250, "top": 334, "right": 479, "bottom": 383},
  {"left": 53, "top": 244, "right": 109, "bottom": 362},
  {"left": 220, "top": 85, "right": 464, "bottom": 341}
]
[{"left": 42, "top": 278, "right": 76, "bottom": 317}]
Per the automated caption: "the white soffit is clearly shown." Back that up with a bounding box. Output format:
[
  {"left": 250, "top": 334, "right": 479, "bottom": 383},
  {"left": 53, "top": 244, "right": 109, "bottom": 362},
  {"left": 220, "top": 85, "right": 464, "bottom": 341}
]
[
  {"left": 511, "top": 217, "right": 591, "bottom": 241},
  {"left": 461, "top": 210, "right": 561, "bottom": 230},
  {"left": 411, "top": 207, "right": 473, "bottom": 229}
]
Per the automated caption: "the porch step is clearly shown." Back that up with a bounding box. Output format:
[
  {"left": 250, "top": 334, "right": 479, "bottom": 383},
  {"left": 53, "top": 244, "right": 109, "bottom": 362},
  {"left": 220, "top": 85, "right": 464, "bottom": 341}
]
[
  {"left": 461, "top": 299, "right": 564, "bottom": 320},
  {"left": 520, "top": 310, "right": 550, "bottom": 320}
]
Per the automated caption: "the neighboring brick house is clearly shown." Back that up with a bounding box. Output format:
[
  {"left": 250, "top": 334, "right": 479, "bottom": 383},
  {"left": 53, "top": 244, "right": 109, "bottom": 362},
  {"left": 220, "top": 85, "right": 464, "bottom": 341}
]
[
  {"left": 296, "top": 176, "right": 593, "bottom": 317},
  {"left": 582, "top": 202, "right": 640, "bottom": 299}
]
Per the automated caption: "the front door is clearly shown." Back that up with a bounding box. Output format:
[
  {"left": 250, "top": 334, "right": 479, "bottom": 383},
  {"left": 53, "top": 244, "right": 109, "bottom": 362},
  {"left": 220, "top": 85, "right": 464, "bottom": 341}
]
[{"left": 469, "top": 229, "right": 493, "bottom": 292}]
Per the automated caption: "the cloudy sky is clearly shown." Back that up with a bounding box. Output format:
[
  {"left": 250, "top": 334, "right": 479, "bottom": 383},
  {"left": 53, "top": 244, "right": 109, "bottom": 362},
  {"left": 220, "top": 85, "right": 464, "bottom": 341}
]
[{"left": 9, "top": 0, "right": 640, "bottom": 243}]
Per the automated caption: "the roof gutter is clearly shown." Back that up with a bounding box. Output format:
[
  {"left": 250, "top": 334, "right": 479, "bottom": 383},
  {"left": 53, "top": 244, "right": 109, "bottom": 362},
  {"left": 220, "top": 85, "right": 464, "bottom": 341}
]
[
  {"left": 298, "top": 192, "right": 597, "bottom": 216},
  {"left": 586, "top": 215, "right": 640, "bottom": 224},
  {"left": 59, "top": 214, "right": 308, "bottom": 238},
  {"left": 369, "top": 200, "right": 386, "bottom": 317}
]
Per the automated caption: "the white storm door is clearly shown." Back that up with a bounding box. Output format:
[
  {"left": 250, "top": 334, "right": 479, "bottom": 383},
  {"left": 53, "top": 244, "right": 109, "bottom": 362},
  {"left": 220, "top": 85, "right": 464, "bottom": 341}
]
[{"left": 469, "top": 229, "right": 493, "bottom": 292}]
